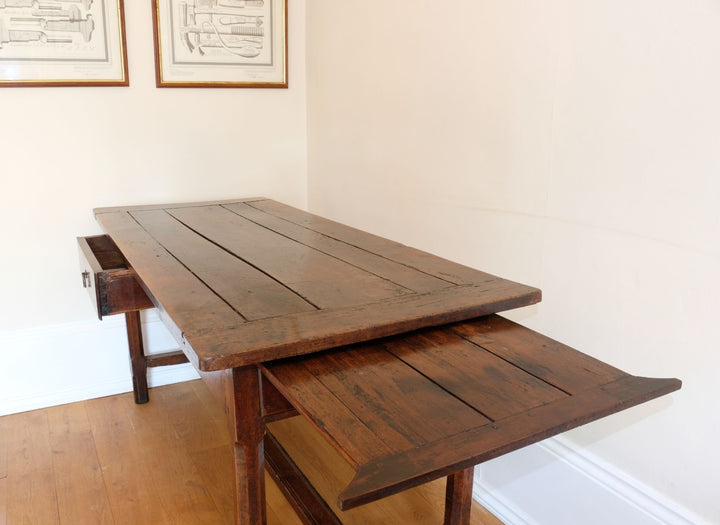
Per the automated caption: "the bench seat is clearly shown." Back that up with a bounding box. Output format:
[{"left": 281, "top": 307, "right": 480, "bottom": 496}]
[{"left": 261, "top": 314, "right": 680, "bottom": 513}]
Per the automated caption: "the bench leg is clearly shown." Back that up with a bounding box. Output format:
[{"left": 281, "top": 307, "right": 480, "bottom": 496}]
[
  {"left": 230, "top": 366, "right": 267, "bottom": 525},
  {"left": 444, "top": 467, "right": 475, "bottom": 525},
  {"left": 125, "top": 311, "right": 149, "bottom": 404}
]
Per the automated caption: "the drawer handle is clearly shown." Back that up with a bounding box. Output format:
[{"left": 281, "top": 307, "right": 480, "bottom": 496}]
[{"left": 82, "top": 271, "right": 91, "bottom": 288}]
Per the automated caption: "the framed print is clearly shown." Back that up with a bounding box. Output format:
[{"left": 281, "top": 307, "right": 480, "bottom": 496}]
[
  {"left": 0, "top": 0, "right": 129, "bottom": 87},
  {"left": 152, "top": 0, "right": 287, "bottom": 88}
]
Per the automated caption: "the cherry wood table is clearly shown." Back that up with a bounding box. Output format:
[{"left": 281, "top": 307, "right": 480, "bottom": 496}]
[{"left": 79, "top": 198, "right": 680, "bottom": 524}]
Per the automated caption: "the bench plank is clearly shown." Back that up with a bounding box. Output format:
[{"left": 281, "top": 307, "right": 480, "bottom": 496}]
[
  {"left": 224, "top": 202, "right": 452, "bottom": 294},
  {"left": 451, "top": 316, "right": 626, "bottom": 393},
  {"left": 249, "top": 199, "right": 502, "bottom": 286},
  {"left": 383, "top": 328, "right": 567, "bottom": 421},
  {"left": 131, "top": 209, "right": 316, "bottom": 321},
  {"left": 341, "top": 373, "right": 680, "bottom": 509},
  {"left": 298, "top": 345, "right": 490, "bottom": 449},
  {"left": 167, "top": 205, "right": 413, "bottom": 309},
  {"left": 262, "top": 358, "right": 393, "bottom": 467}
]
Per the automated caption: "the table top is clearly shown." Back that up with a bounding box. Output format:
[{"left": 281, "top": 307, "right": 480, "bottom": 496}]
[{"left": 95, "top": 198, "right": 541, "bottom": 370}]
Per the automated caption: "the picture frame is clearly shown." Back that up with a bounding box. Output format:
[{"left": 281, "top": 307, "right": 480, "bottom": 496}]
[
  {"left": 0, "top": 0, "right": 129, "bottom": 87},
  {"left": 152, "top": 0, "right": 287, "bottom": 88}
]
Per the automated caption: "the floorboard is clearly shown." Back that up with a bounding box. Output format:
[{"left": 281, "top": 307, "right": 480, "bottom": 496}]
[
  {"left": 0, "top": 380, "right": 502, "bottom": 524},
  {"left": 4, "top": 410, "right": 60, "bottom": 524}
]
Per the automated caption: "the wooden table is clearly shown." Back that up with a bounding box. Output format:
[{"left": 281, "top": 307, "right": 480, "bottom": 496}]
[{"left": 80, "top": 198, "right": 680, "bottom": 524}]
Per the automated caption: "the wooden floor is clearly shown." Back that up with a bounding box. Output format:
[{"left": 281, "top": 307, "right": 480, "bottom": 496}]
[{"left": 0, "top": 380, "right": 503, "bottom": 524}]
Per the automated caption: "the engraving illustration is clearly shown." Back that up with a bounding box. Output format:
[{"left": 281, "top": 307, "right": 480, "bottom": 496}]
[
  {"left": 169, "top": 0, "right": 271, "bottom": 64},
  {"left": 0, "top": 0, "right": 101, "bottom": 59},
  {"left": 0, "top": 0, "right": 127, "bottom": 85},
  {"left": 153, "top": 0, "right": 286, "bottom": 87}
]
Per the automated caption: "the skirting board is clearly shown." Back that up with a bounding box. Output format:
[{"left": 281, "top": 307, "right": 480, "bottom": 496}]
[
  {"left": 0, "top": 311, "right": 200, "bottom": 417},
  {"left": 473, "top": 437, "right": 706, "bottom": 525}
]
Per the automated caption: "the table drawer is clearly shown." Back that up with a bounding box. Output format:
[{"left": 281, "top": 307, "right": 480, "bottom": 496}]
[{"left": 78, "top": 235, "right": 154, "bottom": 319}]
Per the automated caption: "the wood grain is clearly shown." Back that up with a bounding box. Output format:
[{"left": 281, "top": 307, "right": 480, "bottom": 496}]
[
  {"left": 94, "top": 210, "right": 241, "bottom": 344},
  {"left": 85, "top": 393, "right": 173, "bottom": 525},
  {"left": 383, "top": 327, "right": 566, "bottom": 420},
  {"left": 297, "top": 345, "right": 489, "bottom": 448},
  {"left": 262, "top": 357, "right": 393, "bottom": 467},
  {"left": 0, "top": 415, "right": 7, "bottom": 479},
  {"left": 47, "top": 403, "right": 114, "bottom": 524},
  {"left": 4, "top": 410, "right": 60, "bottom": 524},
  {"left": 94, "top": 199, "right": 541, "bottom": 371},
  {"left": 262, "top": 315, "right": 681, "bottom": 510},
  {"left": 0, "top": 477, "right": 6, "bottom": 525},
  {"left": 126, "top": 310, "right": 149, "bottom": 404},
  {"left": 268, "top": 416, "right": 502, "bottom": 525},
  {"left": 229, "top": 367, "right": 267, "bottom": 525},
  {"left": 78, "top": 235, "right": 154, "bottom": 319},
  {"left": 193, "top": 280, "right": 541, "bottom": 370},
  {"left": 0, "top": 382, "right": 501, "bottom": 525},
  {"left": 0, "top": 416, "right": 6, "bottom": 525},
  {"left": 451, "top": 315, "right": 627, "bottom": 392},
  {"left": 166, "top": 205, "right": 415, "bottom": 308},
  {"left": 341, "top": 375, "right": 681, "bottom": 509},
  {"left": 224, "top": 201, "right": 452, "bottom": 293},
  {"left": 445, "top": 468, "right": 475, "bottom": 525},
  {"left": 264, "top": 431, "right": 342, "bottom": 525},
  {"left": 132, "top": 208, "right": 316, "bottom": 320},
  {"left": 246, "top": 199, "right": 500, "bottom": 286}
]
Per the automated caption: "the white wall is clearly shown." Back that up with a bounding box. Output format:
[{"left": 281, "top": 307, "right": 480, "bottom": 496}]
[
  {"left": 0, "top": 2, "right": 307, "bottom": 410},
  {"left": 306, "top": 1, "right": 718, "bottom": 523}
]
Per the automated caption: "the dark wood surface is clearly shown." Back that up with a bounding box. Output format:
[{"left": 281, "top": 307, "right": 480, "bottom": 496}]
[
  {"left": 264, "top": 431, "right": 343, "bottom": 525},
  {"left": 89, "top": 198, "right": 679, "bottom": 525},
  {"left": 78, "top": 236, "right": 154, "bottom": 319},
  {"left": 95, "top": 198, "right": 541, "bottom": 371},
  {"left": 261, "top": 314, "right": 681, "bottom": 510},
  {"left": 444, "top": 469, "right": 475, "bottom": 525}
]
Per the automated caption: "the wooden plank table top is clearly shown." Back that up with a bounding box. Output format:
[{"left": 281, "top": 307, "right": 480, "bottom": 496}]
[
  {"left": 92, "top": 198, "right": 679, "bottom": 525},
  {"left": 95, "top": 198, "right": 541, "bottom": 371}
]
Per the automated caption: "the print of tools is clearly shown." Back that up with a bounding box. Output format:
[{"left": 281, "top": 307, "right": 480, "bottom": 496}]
[
  {"left": 0, "top": 0, "right": 92, "bottom": 9},
  {"left": 196, "top": 40, "right": 260, "bottom": 57},
  {"left": 217, "top": 15, "right": 262, "bottom": 26},
  {"left": 182, "top": 22, "right": 263, "bottom": 37},
  {"left": 1, "top": 8, "right": 94, "bottom": 43},
  {"left": 0, "top": 18, "right": 72, "bottom": 48},
  {"left": 12, "top": 5, "right": 82, "bottom": 22},
  {"left": 0, "top": 0, "right": 36, "bottom": 7},
  {"left": 181, "top": 21, "right": 263, "bottom": 54},
  {"left": 194, "top": 0, "right": 264, "bottom": 8}
]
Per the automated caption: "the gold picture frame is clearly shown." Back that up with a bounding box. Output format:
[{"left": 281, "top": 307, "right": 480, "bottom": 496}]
[
  {"left": 0, "top": 0, "right": 129, "bottom": 87},
  {"left": 152, "top": 0, "right": 287, "bottom": 88}
]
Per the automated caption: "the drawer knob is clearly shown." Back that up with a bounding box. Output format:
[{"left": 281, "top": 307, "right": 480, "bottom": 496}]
[{"left": 82, "top": 270, "right": 91, "bottom": 288}]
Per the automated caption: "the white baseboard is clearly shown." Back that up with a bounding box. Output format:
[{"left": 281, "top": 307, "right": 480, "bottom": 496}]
[
  {"left": 473, "top": 437, "right": 706, "bottom": 525},
  {"left": 0, "top": 311, "right": 199, "bottom": 416}
]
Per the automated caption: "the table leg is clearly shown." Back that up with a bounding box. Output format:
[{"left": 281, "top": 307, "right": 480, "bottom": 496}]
[
  {"left": 229, "top": 366, "right": 267, "bottom": 525},
  {"left": 443, "top": 467, "right": 475, "bottom": 525},
  {"left": 125, "top": 311, "right": 149, "bottom": 404}
]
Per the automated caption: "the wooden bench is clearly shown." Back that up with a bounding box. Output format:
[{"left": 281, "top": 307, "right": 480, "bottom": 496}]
[{"left": 259, "top": 315, "right": 680, "bottom": 523}]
